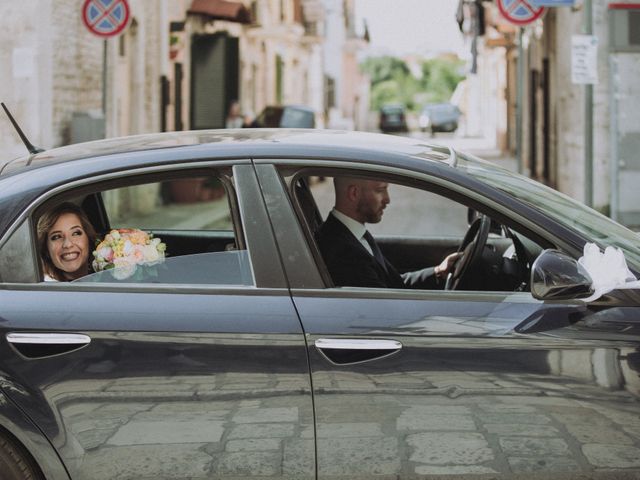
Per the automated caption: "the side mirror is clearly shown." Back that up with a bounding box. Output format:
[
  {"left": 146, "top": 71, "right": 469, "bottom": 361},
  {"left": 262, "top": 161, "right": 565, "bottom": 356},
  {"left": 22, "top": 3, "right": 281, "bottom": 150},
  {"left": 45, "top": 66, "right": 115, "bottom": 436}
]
[{"left": 531, "top": 249, "right": 594, "bottom": 300}]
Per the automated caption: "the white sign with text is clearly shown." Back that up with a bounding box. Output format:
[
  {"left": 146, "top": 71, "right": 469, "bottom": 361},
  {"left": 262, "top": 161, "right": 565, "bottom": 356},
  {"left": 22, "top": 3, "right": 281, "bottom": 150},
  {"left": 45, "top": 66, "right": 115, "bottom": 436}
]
[{"left": 572, "top": 35, "right": 598, "bottom": 84}]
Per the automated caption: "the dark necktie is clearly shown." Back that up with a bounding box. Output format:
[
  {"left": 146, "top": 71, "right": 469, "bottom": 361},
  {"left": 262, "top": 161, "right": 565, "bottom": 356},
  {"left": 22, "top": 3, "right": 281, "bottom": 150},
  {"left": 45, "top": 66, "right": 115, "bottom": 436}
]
[{"left": 363, "top": 230, "right": 388, "bottom": 273}]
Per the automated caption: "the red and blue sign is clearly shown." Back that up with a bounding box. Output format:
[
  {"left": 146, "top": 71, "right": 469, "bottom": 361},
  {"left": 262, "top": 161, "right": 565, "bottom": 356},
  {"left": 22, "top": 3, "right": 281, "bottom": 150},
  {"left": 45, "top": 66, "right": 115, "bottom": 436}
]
[
  {"left": 82, "top": 0, "right": 130, "bottom": 38},
  {"left": 497, "top": 0, "right": 546, "bottom": 26}
]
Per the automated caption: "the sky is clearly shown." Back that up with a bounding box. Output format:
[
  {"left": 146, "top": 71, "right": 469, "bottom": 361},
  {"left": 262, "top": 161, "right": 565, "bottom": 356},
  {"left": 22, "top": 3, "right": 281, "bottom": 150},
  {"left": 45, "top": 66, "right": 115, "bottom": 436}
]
[{"left": 354, "top": 0, "right": 466, "bottom": 57}]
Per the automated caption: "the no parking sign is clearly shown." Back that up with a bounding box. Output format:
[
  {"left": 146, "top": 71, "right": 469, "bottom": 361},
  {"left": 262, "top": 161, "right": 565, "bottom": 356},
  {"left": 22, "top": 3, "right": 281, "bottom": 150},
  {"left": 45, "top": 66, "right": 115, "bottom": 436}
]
[
  {"left": 82, "top": 0, "right": 130, "bottom": 38},
  {"left": 497, "top": 0, "right": 546, "bottom": 26}
]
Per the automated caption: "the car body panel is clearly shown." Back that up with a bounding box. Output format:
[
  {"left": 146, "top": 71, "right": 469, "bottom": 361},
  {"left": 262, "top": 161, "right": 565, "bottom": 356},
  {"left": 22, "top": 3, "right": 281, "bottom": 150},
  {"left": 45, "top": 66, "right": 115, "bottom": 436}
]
[
  {"left": 292, "top": 288, "right": 640, "bottom": 478},
  {"left": 0, "top": 288, "right": 314, "bottom": 479},
  {"left": 0, "top": 390, "right": 71, "bottom": 480}
]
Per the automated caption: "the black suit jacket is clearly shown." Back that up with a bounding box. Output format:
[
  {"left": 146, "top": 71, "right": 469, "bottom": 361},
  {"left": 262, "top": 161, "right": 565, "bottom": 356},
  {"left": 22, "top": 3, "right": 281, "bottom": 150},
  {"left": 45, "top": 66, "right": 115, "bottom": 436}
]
[{"left": 316, "top": 214, "right": 438, "bottom": 289}]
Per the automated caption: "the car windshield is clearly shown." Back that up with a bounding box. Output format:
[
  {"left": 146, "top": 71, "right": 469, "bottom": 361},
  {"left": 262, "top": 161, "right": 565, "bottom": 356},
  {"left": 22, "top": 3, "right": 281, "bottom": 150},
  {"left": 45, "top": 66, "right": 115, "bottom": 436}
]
[{"left": 456, "top": 151, "right": 640, "bottom": 267}]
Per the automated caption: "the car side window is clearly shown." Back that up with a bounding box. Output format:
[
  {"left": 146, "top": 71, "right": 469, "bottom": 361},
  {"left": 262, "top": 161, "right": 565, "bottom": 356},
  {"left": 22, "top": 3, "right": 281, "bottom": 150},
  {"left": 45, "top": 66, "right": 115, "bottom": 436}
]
[
  {"left": 296, "top": 172, "right": 543, "bottom": 292},
  {"left": 37, "top": 173, "right": 253, "bottom": 286}
]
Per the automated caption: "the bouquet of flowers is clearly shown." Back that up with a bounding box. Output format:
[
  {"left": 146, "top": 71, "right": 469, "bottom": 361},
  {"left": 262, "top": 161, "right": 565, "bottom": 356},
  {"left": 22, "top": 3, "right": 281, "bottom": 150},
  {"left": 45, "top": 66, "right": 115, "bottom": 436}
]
[{"left": 92, "top": 228, "right": 166, "bottom": 280}]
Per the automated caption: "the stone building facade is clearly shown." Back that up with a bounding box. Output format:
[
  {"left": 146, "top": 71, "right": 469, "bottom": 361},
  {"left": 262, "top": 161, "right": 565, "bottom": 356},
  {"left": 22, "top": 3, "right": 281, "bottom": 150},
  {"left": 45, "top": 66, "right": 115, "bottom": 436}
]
[{"left": 459, "top": 0, "right": 640, "bottom": 226}]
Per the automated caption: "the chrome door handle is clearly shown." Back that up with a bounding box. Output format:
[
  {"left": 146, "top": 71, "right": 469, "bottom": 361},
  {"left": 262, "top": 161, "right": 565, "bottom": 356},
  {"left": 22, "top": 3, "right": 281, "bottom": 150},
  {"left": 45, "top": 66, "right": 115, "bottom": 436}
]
[
  {"left": 6, "top": 333, "right": 91, "bottom": 359},
  {"left": 315, "top": 338, "right": 401, "bottom": 350},
  {"left": 314, "top": 338, "right": 402, "bottom": 365},
  {"left": 6, "top": 333, "right": 91, "bottom": 345}
]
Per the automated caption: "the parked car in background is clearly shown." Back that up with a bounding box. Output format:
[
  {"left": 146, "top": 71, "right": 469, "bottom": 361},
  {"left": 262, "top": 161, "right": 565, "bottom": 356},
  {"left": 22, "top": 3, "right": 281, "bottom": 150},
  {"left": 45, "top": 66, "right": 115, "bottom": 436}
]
[
  {"left": 419, "top": 102, "right": 461, "bottom": 134},
  {"left": 379, "top": 104, "right": 408, "bottom": 133},
  {"left": 1, "top": 129, "right": 640, "bottom": 479},
  {"left": 251, "top": 104, "right": 316, "bottom": 128}
]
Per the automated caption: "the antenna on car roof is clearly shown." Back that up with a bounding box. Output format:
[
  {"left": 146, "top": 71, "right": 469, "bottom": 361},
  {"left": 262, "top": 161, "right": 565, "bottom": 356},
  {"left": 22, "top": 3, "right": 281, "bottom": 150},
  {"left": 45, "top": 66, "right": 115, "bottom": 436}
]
[{"left": 1, "top": 102, "right": 45, "bottom": 154}]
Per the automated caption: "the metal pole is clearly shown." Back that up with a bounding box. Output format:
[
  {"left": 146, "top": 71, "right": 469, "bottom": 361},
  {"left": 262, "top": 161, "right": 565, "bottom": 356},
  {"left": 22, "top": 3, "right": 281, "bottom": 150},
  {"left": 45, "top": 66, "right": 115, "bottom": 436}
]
[
  {"left": 102, "top": 39, "right": 107, "bottom": 116},
  {"left": 516, "top": 27, "right": 524, "bottom": 175},
  {"left": 584, "top": 0, "right": 593, "bottom": 207},
  {"left": 609, "top": 54, "right": 619, "bottom": 221}
]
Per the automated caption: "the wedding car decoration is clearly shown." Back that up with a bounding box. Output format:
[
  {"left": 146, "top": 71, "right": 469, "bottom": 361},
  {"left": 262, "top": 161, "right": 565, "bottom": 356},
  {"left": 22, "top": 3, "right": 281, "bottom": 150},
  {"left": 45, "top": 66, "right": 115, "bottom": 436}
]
[{"left": 92, "top": 228, "right": 166, "bottom": 280}]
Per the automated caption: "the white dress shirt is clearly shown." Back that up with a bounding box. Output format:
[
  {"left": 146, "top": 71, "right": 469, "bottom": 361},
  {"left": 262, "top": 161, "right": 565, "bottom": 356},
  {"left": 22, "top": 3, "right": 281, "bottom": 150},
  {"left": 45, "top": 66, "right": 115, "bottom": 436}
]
[{"left": 330, "top": 208, "right": 373, "bottom": 256}]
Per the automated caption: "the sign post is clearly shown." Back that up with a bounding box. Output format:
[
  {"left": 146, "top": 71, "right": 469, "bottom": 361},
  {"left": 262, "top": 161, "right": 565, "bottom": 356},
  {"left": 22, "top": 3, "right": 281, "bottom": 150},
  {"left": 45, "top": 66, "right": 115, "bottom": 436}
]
[
  {"left": 497, "top": 0, "right": 546, "bottom": 175},
  {"left": 81, "top": 0, "right": 131, "bottom": 121}
]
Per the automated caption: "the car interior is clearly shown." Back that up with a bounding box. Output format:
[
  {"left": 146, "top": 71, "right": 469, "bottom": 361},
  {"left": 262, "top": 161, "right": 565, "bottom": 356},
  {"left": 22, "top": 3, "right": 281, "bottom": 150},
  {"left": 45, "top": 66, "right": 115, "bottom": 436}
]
[
  {"left": 291, "top": 172, "right": 552, "bottom": 293},
  {"left": 34, "top": 170, "right": 252, "bottom": 285}
]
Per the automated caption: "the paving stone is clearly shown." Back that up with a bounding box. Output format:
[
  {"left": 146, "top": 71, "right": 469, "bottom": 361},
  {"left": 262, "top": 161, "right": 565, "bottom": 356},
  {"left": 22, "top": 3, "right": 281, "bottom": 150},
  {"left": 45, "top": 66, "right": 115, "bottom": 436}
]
[
  {"left": 301, "top": 422, "right": 383, "bottom": 438},
  {"left": 231, "top": 407, "right": 298, "bottom": 423},
  {"left": 92, "top": 402, "right": 155, "bottom": 416},
  {"left": 407, "top": 432, "right": 494, "bottom": 465},
  {"left": 552, "top": 412, "right": 611, "bottom": 427},
  {"left": 508, "top": 456, "right": 580, "bottom": 473},
  {"left": 219, "top": 383, "right": 271, "bottom": 391},
  {"left": 478, "top": 403, "right": 538, "bottom": 413},
  {"left": 480, "top": 413, "right": 551, "bottom": 425},
  {"left": 582, "top": 444, "right": 640, "bottom": 468},
  {"left": 622, "top": 424, "right": 640, "bottom": 438},
  {"left": 149, "top": 400, "right": 235, "bottom": 413},
  {"left": 415, "top": 465, "right": 498, "bottom": 475},
  {"left": 499, "top": 436, "right": 570, "bottom": 456},
  {"left": 282, "top": 438, "right": 315, "bottom": 478},
  {"left": 225, "top": 438, "right": 280, "bottom": 452},
  {"left": 75, "top": 428, "right": 119, "bottom": 450},
  {"left": 133, "top": 410, "right": 229, "bottom": 422},
  {"left": 227, "top": 423, "right": 295, "bottom": 439},
  {"left": 566, "top": 424, "right": 634, "bottom": 445},
  {"left": 107, "top": 419, "right": 225, "bottom": 445},
  {"left": 397, "top": 406, "right": 476, "bottom": 431},
  {"left": 496, "top": 396, "right": 580, "bottom": 407},
  {"left": 485, "top": 423, "right": 560, "bottom": 437},
  {"left": 222, "top": 373, "right": 271, "bottom": 383},
  {"left": 213, "top": 451, "right": 281, "bottom": 476},
  {"left": 78, "top": 444, "right": 212, "bottom": 479},
  {"left": 317, "top": 437, "right": 400, "bottom": 475}
]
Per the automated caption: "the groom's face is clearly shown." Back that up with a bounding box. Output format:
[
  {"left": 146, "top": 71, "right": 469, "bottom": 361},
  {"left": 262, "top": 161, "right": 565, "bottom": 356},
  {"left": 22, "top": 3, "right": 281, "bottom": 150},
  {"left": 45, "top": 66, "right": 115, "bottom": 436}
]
[{"left": 356, "top": 180, "right": 390, "bottom": 224}]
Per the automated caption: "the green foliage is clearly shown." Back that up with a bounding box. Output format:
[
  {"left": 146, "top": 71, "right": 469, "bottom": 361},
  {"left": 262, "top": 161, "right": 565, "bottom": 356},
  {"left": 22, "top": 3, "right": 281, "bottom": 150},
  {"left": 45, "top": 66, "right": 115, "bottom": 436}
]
[{"left": 361, "top": 56, "right": 465, "bottom": 112}]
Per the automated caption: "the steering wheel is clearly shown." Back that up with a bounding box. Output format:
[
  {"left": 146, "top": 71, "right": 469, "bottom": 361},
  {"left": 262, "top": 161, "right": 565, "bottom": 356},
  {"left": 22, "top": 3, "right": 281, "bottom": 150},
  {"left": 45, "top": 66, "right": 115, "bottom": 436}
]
[{"left": 445, "top": 214, "right": 491, "bottom": 290}]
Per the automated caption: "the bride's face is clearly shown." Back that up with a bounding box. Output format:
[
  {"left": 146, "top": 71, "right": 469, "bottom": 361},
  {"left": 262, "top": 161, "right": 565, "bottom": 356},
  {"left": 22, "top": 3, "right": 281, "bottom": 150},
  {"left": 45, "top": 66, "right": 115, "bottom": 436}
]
[{"left": 47, "top": 213, "right": 90, "bottom": 280}]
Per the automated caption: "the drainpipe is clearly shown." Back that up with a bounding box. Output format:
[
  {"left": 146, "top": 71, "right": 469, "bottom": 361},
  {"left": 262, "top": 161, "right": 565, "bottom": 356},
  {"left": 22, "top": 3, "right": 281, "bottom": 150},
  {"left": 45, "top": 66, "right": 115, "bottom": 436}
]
[
  {"left": 584, "top": 0, "right": 593, "bottom": 207},
  {"left": 516, "top": 27, "right": 524, "bottom": 175}
]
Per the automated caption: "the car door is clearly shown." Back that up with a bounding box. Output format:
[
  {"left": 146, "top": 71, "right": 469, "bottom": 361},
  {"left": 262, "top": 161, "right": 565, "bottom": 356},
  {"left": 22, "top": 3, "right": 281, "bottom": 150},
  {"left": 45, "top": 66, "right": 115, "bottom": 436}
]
[
  {"left": 0, "top": 162, "right": 314, "bottom": 480},
  {"left": 256, "top": 161, "right": 640, "bottom": 479}
]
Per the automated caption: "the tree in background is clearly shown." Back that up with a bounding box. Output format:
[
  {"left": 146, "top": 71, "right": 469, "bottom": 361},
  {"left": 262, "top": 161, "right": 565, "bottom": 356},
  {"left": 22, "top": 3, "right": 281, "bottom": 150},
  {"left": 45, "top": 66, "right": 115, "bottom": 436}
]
[{"left": 361, "top": 56, "right": 465, "bottom": 112}]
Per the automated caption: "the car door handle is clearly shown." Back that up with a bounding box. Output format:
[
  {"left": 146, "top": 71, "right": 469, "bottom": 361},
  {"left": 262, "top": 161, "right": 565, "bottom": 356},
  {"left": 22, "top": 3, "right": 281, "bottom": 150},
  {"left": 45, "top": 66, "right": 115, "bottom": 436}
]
[
  {"left": 6, "top": 333, "right": 91, "bottom": 359},
  {"left": 314, "top": 338, "right": 402, "bottom": 365}
]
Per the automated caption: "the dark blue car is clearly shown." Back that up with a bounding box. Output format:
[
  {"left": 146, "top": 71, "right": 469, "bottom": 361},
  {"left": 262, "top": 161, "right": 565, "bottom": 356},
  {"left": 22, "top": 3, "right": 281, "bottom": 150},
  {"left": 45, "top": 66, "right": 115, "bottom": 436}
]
[{"left": 0, "top": 129, "right": 639, "bottom": 479}]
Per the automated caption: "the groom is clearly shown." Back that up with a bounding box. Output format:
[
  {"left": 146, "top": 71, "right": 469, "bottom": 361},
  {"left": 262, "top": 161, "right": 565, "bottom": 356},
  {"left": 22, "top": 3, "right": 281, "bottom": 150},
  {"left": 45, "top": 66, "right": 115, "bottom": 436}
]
[{"left": 316, "top": 176, "right": 460, "bottom": 289}]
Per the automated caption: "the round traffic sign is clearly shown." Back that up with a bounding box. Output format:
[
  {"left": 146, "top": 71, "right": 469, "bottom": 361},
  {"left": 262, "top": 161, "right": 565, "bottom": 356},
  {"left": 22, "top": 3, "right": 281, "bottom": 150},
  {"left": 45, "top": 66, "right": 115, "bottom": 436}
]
[
  {"left": 82, "top": 0, "right": 130, "bottom": 38},
  {"left": 497, "top": 0, "right": 545, "bottom": 26}
]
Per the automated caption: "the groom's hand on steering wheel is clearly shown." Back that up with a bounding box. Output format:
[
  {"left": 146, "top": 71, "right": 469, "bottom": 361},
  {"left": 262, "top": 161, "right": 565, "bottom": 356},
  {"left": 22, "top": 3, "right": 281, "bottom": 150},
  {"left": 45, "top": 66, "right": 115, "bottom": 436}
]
[{"left": 434, "top": 252, "right": 463, "bottom": 279}]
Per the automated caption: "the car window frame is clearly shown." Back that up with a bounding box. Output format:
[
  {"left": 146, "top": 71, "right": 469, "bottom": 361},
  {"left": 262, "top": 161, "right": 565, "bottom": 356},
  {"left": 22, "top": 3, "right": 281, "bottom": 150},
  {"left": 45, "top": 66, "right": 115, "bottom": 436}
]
[
  {"left": 271, "top": 160, "right": 557, "bottom": 294},
  {"left": 0, "top": 160, "right": 289, "bottom": 291}
]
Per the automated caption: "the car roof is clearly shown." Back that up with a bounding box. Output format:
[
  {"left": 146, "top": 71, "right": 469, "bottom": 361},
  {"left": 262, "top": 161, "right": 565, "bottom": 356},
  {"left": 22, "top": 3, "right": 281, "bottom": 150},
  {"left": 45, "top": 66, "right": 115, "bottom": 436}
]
[
  {"left": 0, "top": 129, "right": 459, "bottom": 241},
  {"left": 0, "top": 129, "right": 451, "bottom": 178}
]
